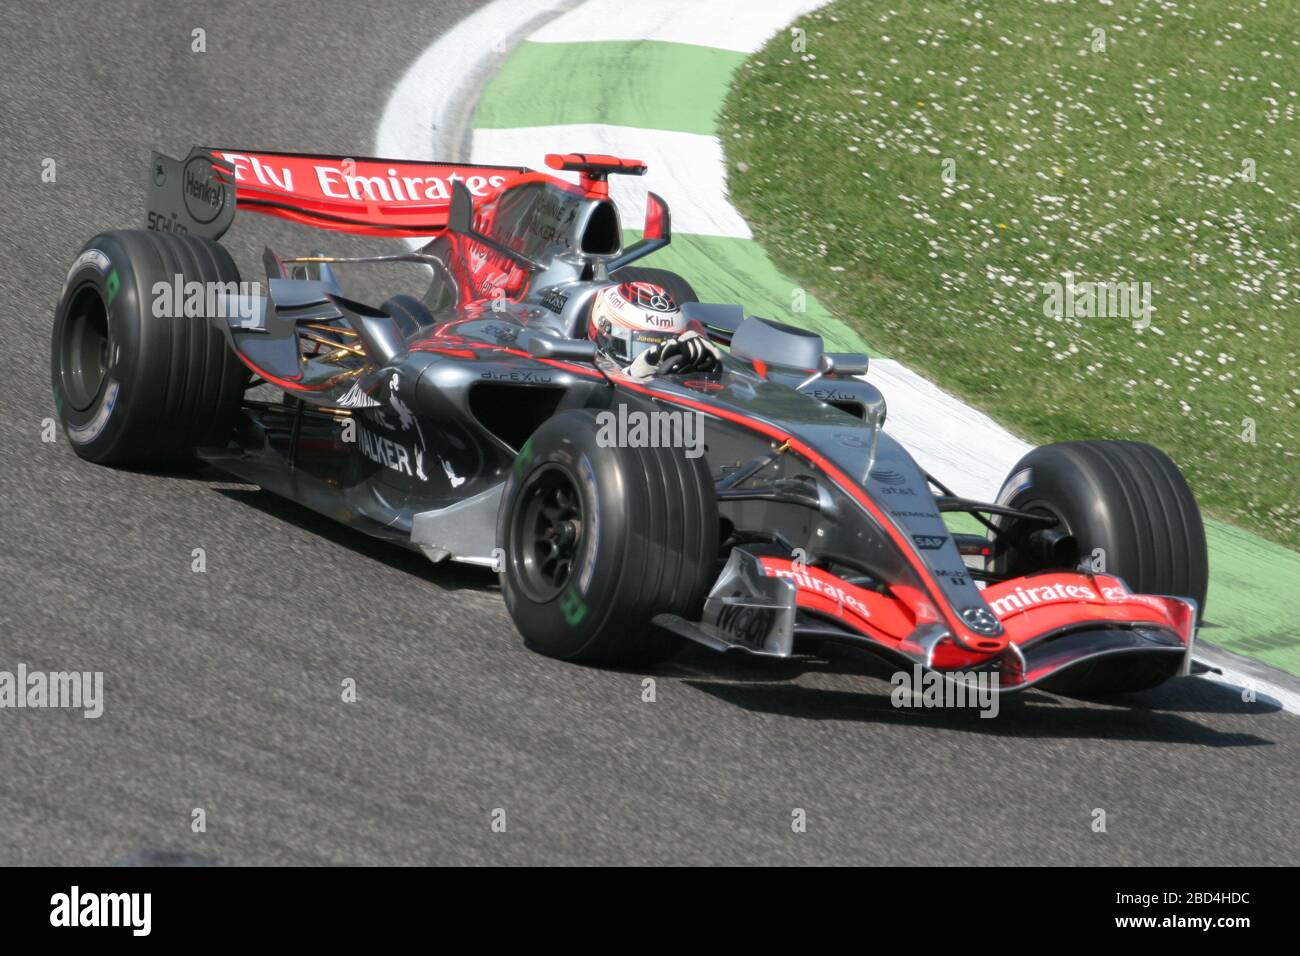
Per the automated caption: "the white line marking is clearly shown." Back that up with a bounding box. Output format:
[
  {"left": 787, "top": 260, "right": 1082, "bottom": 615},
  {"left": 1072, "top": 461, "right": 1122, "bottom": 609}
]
[
  {"left": 1191, "top": 644, "right": 1300, "bottom": 715},
  {"left": 1196, "top": 668, "right": 1300, "bottom": 715},
  {"left": 529, "top": 0, "right": 831, "bottom": 52},
  {"left": 375, "top": 0, "right": 567, "bottom": 163},
  {"left": 375, "top": 0, "right": 579, "bottom": 248}
]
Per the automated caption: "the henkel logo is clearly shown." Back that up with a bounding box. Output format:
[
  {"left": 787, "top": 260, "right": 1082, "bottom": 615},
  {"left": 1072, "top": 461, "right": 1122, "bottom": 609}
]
[{"left": 182, "top": 156, "right": 226, "bottom": 224}]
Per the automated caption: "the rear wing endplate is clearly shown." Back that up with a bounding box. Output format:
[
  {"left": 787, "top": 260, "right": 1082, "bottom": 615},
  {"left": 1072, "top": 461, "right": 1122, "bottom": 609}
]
[{"left": 147, "top": 147, "right": 237, "bottom": 240}]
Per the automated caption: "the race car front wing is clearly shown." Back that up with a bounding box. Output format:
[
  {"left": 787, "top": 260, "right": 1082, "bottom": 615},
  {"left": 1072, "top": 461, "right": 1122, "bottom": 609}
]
[{"left": 656, "top": 549, "right": 1197, "bottom": 693}]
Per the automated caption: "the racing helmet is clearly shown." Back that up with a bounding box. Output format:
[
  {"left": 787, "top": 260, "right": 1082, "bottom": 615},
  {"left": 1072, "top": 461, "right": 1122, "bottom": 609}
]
[{"left": 587, "top": 281, "right": 686, "bottom": 364}]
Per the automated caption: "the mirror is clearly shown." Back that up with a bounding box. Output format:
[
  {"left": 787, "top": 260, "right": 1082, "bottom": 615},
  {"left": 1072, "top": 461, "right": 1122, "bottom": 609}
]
[
  {"left": 826, "top": 352, "right": 869, "bottom": 376},
  {"left": 527, "top": 336, "right": 598, "bottom": 362}
]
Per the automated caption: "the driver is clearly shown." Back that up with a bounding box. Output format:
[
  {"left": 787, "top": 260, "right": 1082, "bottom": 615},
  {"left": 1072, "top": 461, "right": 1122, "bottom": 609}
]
[{"left": 588, "top": 280, "right": 720, "bottom": 379}]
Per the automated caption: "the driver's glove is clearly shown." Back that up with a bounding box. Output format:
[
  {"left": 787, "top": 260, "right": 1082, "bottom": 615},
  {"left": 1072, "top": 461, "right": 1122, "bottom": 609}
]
[{"left": 627, "top": 330, "right": 722, "bottom": 380}]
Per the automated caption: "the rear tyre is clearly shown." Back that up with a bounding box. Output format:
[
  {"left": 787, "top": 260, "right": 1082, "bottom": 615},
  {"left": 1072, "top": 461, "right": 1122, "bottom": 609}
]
[
  {"left": 498, "top": 407, "right": 719, "bottom": 666},
  {"left": 989, "top": 439, "right": 1207, "bottom": 695},
  {"left": 608, "top": 266, "right": 699, "bottom": 308},
  {"left": 50, "top": 229, "right": 249, "bottom": 466}
]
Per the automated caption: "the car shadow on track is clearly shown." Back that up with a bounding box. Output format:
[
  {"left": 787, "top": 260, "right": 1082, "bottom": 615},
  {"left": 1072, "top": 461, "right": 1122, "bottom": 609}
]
[
  {"left": 208, "top": 477, "right": 1282, "bottom": 747},
  {"left": 668, "top": 645, "right": 1282, "bottom": 747},
  {"left": 213, "top": 485, "right": 499, "bottom": 595}
]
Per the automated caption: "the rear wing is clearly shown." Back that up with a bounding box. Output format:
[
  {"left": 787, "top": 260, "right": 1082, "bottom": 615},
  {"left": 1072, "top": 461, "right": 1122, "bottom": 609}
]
[{"left": 146, "top": 146, "right": 530, "bottom": 240}]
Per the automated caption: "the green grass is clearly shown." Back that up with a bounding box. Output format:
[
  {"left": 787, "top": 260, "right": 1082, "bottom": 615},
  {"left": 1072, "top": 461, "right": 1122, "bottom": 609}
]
[{"left": 721, "top": 0, "right": 1299, "bottom": 549}]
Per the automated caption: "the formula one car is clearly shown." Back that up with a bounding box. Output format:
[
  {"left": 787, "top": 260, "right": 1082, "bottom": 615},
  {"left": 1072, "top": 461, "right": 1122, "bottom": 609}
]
[{"left": 50, "top": 146, "right": 1208, "bottom": 696}]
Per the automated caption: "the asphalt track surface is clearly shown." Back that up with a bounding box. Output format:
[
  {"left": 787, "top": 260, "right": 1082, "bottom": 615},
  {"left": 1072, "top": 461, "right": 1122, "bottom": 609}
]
[{"left": 0, "top": 1, "right": 1295, "bottom": 866}]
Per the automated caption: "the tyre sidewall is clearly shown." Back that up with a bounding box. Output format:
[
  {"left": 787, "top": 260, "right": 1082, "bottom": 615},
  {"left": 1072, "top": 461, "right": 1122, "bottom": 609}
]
[
  {"left": 499, "top": 413, "right": 638, "bottom": 659},
  {"left": 51, "top": 233, "right": 152, "bottom": 462}
]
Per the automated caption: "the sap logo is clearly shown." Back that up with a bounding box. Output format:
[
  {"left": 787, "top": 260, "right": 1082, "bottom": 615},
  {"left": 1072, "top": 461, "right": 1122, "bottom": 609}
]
[{"left": 913, "top": 535, "right": 948, "bottom": 550}]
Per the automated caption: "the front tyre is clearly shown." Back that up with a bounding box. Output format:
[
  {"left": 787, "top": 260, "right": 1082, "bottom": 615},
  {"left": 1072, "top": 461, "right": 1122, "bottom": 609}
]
[
  {"left": 990, "top": 439, "right": 1208, "bottom": 695},
  {"left": 51, "top": 229, "right": 249, "bottom": 466},
  {"left": 498, "top": 408, "right": 719, "bottom": 665}
]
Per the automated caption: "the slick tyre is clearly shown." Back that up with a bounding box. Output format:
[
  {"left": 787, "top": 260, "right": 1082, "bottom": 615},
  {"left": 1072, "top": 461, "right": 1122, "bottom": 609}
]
[
  {"left": 989, "top": 439, "right": 1208, "bottom": 695},
  {"left": 498, "top": 408, "right": 719, "bottom": 666},
  {"left": 608, "top": 266, "right": 699, "bottom": 307},
  {"left": 51, "top": 229, "right": 249, "bottom": 466}
]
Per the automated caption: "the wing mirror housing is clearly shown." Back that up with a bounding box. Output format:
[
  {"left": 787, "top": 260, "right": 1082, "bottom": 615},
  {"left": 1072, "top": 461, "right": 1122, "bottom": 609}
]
[
  {"left": 607, "top": 192, "right": 670, "bottom": 272},
  {"left": 527, "top": 335, "right": 598, "bottom": 362},
  {"left": 826, "top": 352, "right": 869, "bottom": 376}
]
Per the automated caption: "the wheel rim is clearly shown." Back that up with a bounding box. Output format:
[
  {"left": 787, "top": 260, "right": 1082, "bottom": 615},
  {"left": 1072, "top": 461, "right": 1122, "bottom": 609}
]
[
  {"left": 512, "top": 464, "right": 585, "bottom": 603},
  {"left": 60, "top": 286, "right": 110, "bottom": 412}
]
